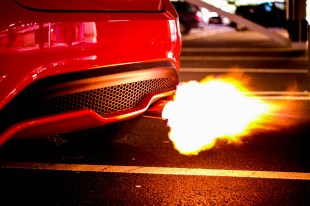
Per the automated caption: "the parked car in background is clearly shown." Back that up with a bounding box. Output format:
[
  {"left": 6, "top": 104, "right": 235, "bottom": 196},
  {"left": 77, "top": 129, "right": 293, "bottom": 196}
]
[
  {"left": 0, "top": 0, "right": 181, "bottom": 145},
  {"left": 171, "top": 0, "right": 208, "bottom": 34},
  {"left": 231, "top": 1, "right": 286, "bottom": 31},
  {"left": 207, "top": 12, "right": 231, "bottom": 26}
]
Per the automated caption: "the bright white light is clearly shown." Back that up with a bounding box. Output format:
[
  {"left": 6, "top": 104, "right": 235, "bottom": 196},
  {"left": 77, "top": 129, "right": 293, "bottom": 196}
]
[
  {"left": 202, "top": 0, "right": 227, "bottom": 8},
  {"left": 235, "top": 0, "right": 284, "bottom": 6}
]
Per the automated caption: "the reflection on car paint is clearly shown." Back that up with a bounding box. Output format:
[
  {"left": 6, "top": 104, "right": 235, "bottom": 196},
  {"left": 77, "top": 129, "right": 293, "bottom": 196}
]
[{"left": 0, "top": 22, "right": 97, "bottom": 50}]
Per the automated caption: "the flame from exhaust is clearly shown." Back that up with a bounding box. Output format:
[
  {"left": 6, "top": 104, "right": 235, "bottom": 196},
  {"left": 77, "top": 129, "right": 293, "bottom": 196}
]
[{"left": 162, "top": 75, "right": 303, "bottom": 155}]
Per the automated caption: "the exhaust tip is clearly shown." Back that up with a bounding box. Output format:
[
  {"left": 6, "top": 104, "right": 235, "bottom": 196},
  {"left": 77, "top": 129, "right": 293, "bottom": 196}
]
[{"left": 143, "top": 99, "right": 171, "bottom": 119}]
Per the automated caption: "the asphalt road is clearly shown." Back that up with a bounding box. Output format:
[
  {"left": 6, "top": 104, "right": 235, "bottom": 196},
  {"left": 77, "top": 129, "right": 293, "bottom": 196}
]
[{"left": 1, "top": 25, "right": 310, "bottom": 205}]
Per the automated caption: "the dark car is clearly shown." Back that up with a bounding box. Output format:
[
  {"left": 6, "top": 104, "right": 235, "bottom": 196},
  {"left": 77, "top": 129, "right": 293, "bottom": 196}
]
[
  {"left": 171, "top": 0, "right": 208, "bottom": 34},
  {"left": 231, "top": 1, "right": 286, "bottom": 30},
  {"left": 0, "top": 0, "right": 181, "bottom": 145}
]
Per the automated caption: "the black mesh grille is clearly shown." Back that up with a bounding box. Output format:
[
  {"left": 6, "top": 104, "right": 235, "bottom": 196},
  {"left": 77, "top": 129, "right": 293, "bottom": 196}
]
[{"left": 37, "top": 78, "right": 175, "bottom": 115}]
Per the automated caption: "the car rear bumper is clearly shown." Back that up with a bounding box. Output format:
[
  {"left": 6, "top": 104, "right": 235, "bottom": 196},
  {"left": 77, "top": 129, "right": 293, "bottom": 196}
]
[
  {"left": 0, "top": 60, "right": 178, "bottom": 145},
  {"left": 0, "top": 90, "right": 174, "bottom": 145}
]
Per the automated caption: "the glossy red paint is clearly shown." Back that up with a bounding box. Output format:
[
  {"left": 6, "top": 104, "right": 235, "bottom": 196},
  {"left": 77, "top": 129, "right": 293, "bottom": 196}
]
[
  {"left": 16, "top": 0, "right": 164, "bottom": 11},
  {"left": 0, "top": 0, "right": 181, "bottom": 145}
]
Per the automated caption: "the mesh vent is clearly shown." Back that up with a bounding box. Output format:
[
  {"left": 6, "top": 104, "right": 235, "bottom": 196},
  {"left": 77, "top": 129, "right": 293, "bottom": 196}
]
[{"left": 37, "top": 78, "right": 176, "bottom": 115}]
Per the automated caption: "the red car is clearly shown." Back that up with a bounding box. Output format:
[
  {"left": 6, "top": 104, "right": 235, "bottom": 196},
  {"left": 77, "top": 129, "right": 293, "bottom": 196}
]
[{"left": 0, "top": 0, "right": 181, "bottom": 145}]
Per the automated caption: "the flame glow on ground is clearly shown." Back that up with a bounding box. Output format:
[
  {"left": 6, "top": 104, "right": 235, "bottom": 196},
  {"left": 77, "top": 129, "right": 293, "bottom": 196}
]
[{"left": 162, "top": 75, "right": 303, "bottom": 155}]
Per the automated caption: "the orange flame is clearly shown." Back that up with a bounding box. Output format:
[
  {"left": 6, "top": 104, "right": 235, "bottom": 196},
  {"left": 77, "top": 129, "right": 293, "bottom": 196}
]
[{"left": 162, "top": 75, "right": 304, "bottom": 155}]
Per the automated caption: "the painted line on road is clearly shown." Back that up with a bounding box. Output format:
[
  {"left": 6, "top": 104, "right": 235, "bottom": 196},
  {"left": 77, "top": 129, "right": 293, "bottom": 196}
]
[
  {"left": 244, "top": 91, "right": 310, "bottom": 100},
  {"left": 182, "top": 47, "right": 307, "bottom": 52},
  {"left": 180, "top": 68, "right": 308, "bottom": 74},
  {"left": 182, "top": 30, "right": 230, "bottom": 41},
  {"left": 255, "top": 96, "right": 310, "bottom": 100},
  {"left": 180, "top": 56, "right": 307, "bottom": 61},
  {"left": 245, "top": 91, "right": 310, "bottom": 95},
  {"left": 182, "top": 31, "right": 218, "bottom": 41},
  {"left": 1, "top": 162, "right": 310, "bottom": 181}
]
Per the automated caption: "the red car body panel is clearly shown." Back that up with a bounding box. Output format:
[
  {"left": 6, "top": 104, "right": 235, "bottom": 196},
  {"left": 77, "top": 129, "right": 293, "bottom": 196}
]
[
  {"left": 0, "top": 0, "right": 181, "bottom": 145},
  {"left": 16, "top": 0, "right": 164, "bottom": 11}
]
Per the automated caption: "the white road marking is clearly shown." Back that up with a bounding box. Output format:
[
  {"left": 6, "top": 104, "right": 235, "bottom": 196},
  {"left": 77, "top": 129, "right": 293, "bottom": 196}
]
[
  {"left": 1, "top": 162, "right": 310, "bottom": 181},
  {"left": 255, "top": 96, "right": 310, "bottom": 100},
  {"left": 245, "top": 91, "right": 310, "bottom": 95},
  {"left": 180, "top": 68, "right": 308, "bottom": 74},
  {"left": 182, "top": 30, "right": 229, "bottom": 41},
  {"left": 243, "top": 91, "right": 310, "bottom": 100},
  {"left": 182, "top": 47, "right": 306, "bottom": 52},
  {"left": 180, "top": 56, "right": 307, "bottom": 61}
]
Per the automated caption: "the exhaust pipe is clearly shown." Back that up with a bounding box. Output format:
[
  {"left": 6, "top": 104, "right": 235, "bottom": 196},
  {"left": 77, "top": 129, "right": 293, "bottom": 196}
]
[{"left": 143, "top": 99, "right": 171, "bottom": 119}]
